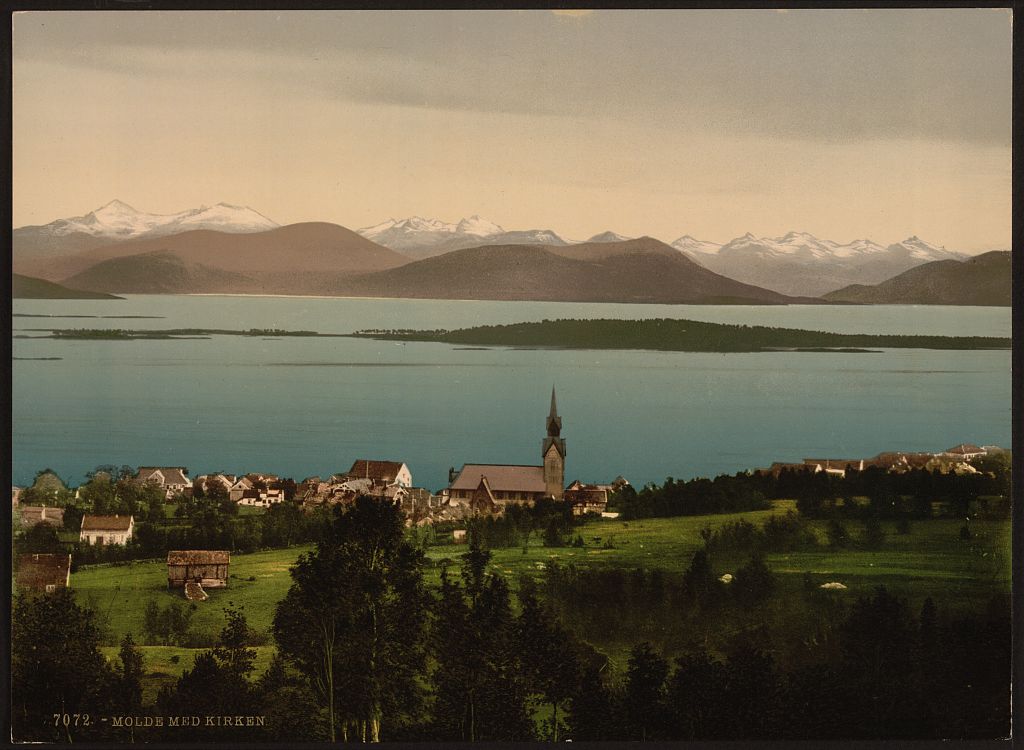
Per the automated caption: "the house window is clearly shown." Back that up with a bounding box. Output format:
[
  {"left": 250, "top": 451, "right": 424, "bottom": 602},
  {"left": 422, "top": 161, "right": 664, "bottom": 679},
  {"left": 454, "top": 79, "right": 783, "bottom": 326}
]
[{"left": 45, "top": 584, "right": 56, "bottom": 593}]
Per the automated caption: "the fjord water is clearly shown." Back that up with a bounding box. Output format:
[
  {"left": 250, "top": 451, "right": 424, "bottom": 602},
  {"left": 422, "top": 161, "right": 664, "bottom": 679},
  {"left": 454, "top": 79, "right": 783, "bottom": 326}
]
[{"left": 12, "top": 295, "right": 1011, "bottom": 491}]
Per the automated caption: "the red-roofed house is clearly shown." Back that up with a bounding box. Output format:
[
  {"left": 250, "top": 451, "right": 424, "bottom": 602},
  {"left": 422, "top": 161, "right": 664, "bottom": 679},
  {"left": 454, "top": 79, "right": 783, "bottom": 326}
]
[{"left": 343, "top": 460, "right": 412, "bottom": 488}]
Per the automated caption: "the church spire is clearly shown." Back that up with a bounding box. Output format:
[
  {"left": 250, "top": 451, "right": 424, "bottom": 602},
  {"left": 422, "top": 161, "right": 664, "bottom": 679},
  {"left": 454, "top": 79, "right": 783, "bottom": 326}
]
[{"left": 546, "top": 386, "right": 562, "bottom": 437}]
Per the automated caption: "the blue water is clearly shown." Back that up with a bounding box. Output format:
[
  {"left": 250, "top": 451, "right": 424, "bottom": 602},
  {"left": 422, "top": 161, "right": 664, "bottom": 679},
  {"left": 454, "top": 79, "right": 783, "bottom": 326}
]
[{"left": 11, "top": 296, "right": 1012, "bottom": 492}]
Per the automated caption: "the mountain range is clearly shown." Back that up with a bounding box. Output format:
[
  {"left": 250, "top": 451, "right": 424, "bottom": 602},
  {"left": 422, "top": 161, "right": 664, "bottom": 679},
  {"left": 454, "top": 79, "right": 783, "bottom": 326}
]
[
  {"left": 13, "top": 200, "right": 279, "bottom": 276},
  {"left": 357, "top": 215, "right": 569, "bottom": 260},
  {"left": 671, "top": 231, "right": 970, "bottom": 297},
  {"left": 11, "top": 202, "right": 1008, "bottom": 304},
  {"left": 822, "top": 251, "right": 1011, "bottom": 306}
]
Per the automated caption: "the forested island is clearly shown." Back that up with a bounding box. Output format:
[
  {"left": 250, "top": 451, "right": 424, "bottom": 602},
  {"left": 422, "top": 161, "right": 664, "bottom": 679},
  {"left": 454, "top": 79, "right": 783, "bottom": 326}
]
[{"left": 348, "top": 318, "right": 1011, "bottom": 352}]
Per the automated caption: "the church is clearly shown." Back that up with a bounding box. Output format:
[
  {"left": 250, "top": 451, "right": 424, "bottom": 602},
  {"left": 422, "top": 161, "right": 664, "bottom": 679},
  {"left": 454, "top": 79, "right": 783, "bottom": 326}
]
[{"left": 446, "top": 389, "right": 566, "bottom": 513}]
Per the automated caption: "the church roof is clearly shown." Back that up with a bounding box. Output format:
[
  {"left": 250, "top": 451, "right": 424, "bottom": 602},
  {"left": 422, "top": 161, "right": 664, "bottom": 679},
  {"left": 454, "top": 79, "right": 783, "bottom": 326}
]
[{"left": 450, "top": 464, "right": 547, "bottom": 493}]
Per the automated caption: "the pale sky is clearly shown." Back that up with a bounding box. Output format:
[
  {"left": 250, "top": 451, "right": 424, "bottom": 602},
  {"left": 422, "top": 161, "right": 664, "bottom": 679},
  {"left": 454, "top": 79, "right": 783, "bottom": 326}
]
[{"left": 12, "top": 9, "right": 1012, "bottom": 251}]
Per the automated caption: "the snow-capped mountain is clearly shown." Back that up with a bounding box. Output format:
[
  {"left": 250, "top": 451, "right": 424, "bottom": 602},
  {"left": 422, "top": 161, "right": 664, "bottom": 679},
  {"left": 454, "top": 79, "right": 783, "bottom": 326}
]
[
  {"left": 673, "top": 230, "right": 967, "bottom": 297},
  {"left": 586, "top": 231, "right": 634, "bottom": 243},
  {"left": 21, "top": 199, "right": 279, "bottom": 241},
  {"left": 357, "top": 215, "right": 569, "bottom": 259},
  {"left": 671, "top": 235, "right": 723, "bottom": 256}
]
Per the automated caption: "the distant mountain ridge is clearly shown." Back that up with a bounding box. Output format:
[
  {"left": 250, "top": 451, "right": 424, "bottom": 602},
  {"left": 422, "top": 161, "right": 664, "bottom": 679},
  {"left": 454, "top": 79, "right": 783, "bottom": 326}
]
[
  {"left": 57, "top": 223, "right": 408, "bottom": 296},
  {"left": 672, "top": 231, "right": 970, "bottom": 297},
  {"left": 13, "top": 200, "right": 280, "bottom": 278},
  {"left": 822, "top": 251, "right": 1011, "bottom": 306},
  {"left": 357, "top": 214, "right": 570, "bottom": 260},
  {"left": 329, "top": 237, "right": 812, "bottom": 305}
]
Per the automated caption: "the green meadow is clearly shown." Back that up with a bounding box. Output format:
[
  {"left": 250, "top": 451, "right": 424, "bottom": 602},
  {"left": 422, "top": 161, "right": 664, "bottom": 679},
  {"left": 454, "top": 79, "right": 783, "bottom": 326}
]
[{"left": 74, "top": 500, "right": 1010, "bottom": 699}]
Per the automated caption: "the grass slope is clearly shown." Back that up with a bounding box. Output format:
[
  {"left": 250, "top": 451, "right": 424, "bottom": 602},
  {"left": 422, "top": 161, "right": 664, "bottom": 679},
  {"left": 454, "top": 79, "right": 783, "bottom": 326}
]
[{"left": 70, "top": 504, "right": 1009, "bottom": 700}]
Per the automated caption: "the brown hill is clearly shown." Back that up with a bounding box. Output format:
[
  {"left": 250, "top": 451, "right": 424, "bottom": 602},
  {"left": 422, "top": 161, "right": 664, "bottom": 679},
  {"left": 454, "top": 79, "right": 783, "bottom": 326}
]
[
  {"left": 12, "top": 273, "right": 122, "bottom": 299},
  {"left": 823, "top": 251, "right": 1011, "bottom": 306},
  {"left": 58, "top": 223, "right": 410, "bottom": 295},
  {"left": 333, "top": 237, "right": 809, "bottom": 304}
]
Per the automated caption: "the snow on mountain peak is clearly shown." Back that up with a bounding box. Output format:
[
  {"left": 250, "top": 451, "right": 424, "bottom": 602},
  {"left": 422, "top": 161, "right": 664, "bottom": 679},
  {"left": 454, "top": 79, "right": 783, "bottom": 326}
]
[
  {"left": 456, "top": 215, "right": 504, "bottom": 236},
  {"left": 671, "top": 235, "right": 722, "bottom": 255},
  {"left": 38, "top": 200, "right": 278, "bottom": 239}
]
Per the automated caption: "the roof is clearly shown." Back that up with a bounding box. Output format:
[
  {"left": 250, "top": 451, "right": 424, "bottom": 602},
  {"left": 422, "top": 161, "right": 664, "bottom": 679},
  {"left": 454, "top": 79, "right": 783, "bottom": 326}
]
[
  {"left": 450, "top": 464, "right": 547, "bottom": 493},
  {"left": 137, "top": 467, "right": 190, "bottom": 485},
  {"left": 945, "top": 443, "right": 984, "bottom": 455},
  {"left": 346, "top": 460, "right": 407, "bottom": 482},
  {"left": 167, "top": 550, "right": 230, "bottom": 565},
  {"left": 16, "top": 554, "right": 71, "bottom": 590},
  {"left": 81, "top": 514, "right": 133, "bottom": 531},
  {"left": 564, "top": 488, "right": 608, "bottom": 505}
]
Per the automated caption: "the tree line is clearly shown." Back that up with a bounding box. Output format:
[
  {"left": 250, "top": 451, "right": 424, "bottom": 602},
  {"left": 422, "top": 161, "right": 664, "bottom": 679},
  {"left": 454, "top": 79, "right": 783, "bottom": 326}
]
[{"left": 11, "top": 498, "right": 1009, "bottom": 742}]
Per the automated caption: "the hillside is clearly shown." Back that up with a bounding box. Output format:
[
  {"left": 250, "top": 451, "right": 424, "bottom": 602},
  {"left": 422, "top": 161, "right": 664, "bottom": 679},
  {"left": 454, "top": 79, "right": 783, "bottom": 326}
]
[
  {"left": 57, "top": 223, "right": 410, "bottom": 295},
  {"left": 823, "top": 251, "right": 1011, "bottom": 306},
  {"left": 12, "top": 273, "right": 123, "bottom": 300},
  {"left": 334, "top": 237, "right": 809, "bottom": 304}
]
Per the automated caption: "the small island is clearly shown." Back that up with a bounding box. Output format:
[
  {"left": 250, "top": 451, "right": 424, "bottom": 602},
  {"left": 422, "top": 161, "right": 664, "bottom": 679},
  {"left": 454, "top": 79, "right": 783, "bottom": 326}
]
[
  {"left": 347, "top": 318, "right": 1011, "bottom": 353},
  {"left": 22, "top": 327, "right": 348, "bottom": 340}
]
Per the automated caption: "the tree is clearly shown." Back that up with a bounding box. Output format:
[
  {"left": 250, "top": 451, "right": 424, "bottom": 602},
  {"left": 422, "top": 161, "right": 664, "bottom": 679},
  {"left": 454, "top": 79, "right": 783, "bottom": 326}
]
[
  {"left": 517, "top": 578, "right": 581, "bottom": 741},
  {"left": 430, "top": 538, "right": 534, "bottom": 741},
  {"left": 732, "top": 553, "right": 775, "bottom": 606},
  {"left": 681, "top": 549, "right": 720, "bottom": 607},
  {"left": 11, "top": 589, "right": 119, "bottom": 742},
  {"left": 15, "top": 522, "right": 64, "bottom": 555},
  {"left": 623, "top": 642, "right": 669, "bottom": 740},
  {"left": 862, "top": 516, "right": 885, "bottom": 550},
  {"left": 116, "top": 634, "right": 145, "bottom": 741},
  {"left": 826, "top": 518, "right": 850, "bottom": 548},
  {"left": 273, "top": 497, "right": 430, "bottom": 742},
  {"left": 666, "top": 648, "right": 727, "bottom": 739},
  {"left": 156, "top": 606, "right": 261, "bottom": 741}
]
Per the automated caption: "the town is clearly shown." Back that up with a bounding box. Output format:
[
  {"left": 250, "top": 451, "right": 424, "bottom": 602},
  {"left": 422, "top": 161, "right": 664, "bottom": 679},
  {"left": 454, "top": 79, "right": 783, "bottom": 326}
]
[{"left": 11, "top": 388, "right": 1005, "bottom": 596}]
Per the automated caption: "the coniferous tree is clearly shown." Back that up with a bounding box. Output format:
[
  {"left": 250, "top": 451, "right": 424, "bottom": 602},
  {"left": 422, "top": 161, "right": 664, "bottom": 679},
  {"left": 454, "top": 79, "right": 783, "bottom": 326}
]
[
  {"left": 665, "top": 647, "right": 727, "bottom": 739},
  {"left": 623, "top": 642, "right": 669, "bottom": 741},
  {"left": 517, "top": 578, "right": 581, "bottom": 741},
  {"left": 430, "top": 537, "right": 533, "bottom": 741},
  {"left": 11, "top": 589, "right": 120, "bottom": 742}
]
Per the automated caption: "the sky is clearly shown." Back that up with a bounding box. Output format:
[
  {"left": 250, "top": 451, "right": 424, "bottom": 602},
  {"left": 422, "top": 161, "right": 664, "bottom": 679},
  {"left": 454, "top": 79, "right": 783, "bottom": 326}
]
[{"left": 12, "top": 8, "right": 1012, "bottom": 251}]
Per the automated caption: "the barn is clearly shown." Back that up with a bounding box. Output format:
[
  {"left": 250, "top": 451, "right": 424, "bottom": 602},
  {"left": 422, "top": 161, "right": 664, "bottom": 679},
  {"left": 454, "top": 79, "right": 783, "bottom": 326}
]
[{"left": 166, "top": 550, "right": 230, "bottom": 589}]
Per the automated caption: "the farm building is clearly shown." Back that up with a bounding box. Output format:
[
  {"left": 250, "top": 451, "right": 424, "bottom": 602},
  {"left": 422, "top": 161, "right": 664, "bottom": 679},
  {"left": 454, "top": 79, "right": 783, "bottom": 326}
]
[
  {"left": 16, "top": 553, "right": 71, "bottom": 592},
  {"left": 80, "top": 514, "right": 134, "bottom": 545},
  {"left": 17, "top": 505, "right": 65, "bottom": 529},
  {"left": 167, "top": 550, "right": 230, "bottom": 589}
]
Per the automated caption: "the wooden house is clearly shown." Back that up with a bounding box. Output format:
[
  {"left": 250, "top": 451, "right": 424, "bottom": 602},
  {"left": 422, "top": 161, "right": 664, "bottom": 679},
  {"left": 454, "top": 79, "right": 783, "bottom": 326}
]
[
  {"left": 167, "top": 550, "right": 230, "bottom": 589},
  {"left": 16, "top": 553, "right": 71, "bottom": 592}
]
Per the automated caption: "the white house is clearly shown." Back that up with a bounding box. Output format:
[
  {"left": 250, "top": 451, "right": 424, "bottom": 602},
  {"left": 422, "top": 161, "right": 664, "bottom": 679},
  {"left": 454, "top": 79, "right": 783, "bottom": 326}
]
[{"left": 80, "top": 514, "right": 134, "bottom": 545}]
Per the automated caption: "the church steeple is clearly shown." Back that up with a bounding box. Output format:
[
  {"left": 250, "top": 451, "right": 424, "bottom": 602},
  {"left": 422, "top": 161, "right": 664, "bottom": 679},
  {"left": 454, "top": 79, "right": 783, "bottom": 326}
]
[
  {"left": 546, "top": 386, "right": 562, "bottom": 438},
  {"left": 542, "top": 387, "right": 566, "bottom": 499}
]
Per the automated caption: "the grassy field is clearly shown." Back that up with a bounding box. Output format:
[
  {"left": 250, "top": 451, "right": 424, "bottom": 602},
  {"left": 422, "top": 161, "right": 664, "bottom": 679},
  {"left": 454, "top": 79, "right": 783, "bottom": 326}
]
[
  {"left": 70, "top": 501, "right": 1010, "bottom": 701},
  {"left": 73, "top": 546, "right": 312, "bottom": 644}
]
